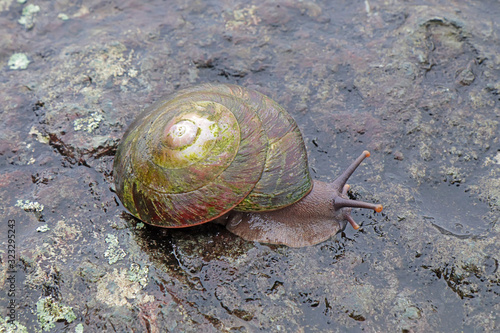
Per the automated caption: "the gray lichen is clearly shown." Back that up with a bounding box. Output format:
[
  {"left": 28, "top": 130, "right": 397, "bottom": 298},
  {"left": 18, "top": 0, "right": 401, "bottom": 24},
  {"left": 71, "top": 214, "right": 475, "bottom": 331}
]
[{"left": 104, "top": 234, "right": 127, "bottom": 264}]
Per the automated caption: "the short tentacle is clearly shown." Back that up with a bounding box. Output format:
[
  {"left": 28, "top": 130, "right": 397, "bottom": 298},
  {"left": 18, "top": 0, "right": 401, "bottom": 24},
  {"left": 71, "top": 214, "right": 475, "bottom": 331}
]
[
  {"left": 336, "top": 178, "right": 383, "bottom": 230},
  {"left": 342, "top": 184, "right": 350, "bottom": 195},
  {"left": 345, "top": 214, "right": 360, "bottom": 230}
]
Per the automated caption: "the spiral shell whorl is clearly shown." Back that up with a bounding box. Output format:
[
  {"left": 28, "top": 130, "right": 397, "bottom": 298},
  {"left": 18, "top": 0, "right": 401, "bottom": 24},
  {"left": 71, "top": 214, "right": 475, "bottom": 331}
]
[
  {"left": 164, "top": 119, "right": 198, "bottom": 149},
  {"left": 113, "top": 83, "right": 312, "bottom": 227}
]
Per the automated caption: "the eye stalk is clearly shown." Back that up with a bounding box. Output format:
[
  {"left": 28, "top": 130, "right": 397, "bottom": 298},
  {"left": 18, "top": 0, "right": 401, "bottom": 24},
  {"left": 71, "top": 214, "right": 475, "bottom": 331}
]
[{"left": 331, "top": 151, "right": 383, "bottom": 230}]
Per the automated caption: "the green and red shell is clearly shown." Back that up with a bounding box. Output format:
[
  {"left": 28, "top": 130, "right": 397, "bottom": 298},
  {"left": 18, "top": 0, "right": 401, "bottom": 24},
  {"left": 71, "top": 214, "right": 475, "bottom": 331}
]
[{"left": 113, "top": 83, "right": 312, "bottom": 227}]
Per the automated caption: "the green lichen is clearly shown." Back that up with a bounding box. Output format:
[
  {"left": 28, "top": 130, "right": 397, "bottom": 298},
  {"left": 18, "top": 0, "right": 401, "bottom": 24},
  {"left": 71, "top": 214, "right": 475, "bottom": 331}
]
[
  {"left": 225, "top": 5, "right": 259, "bottom": 32},
  {"left": 87, "top": 41, "right": 133, "bottom": 86},
  {"left": 36, "top": 225, "right": 50, "bottom": 233},
  {"left": 8, "top": 53, "right": 30, "bottom": 70},
  {"left": 73, "top": 112, "right": 104, "bottom": 133},
  {"left": 104, "top": 234, "right": 126, "bottom": 264},
  {"left": 58, "top": 13, "right": 69, "bottom": 21},
  {"left": 29, "top": 126, "right": 50, "bottom": 144},
  {"left": 494, "top": 151, "right": 500, "bottom": 165},
  {"left": 75, "top": 323, "right": 84, "bottom": 333},
  {"left": 96, "top": 268, "right": 154, "bottom": 307},
  {"left": 128, "top": 263, "right": 149, "bottom": 288},
  {"left": 18, "top": 4, "right": 40, "bottom": 29},
  {"left": 15, "top": 199, "right": 44, "bottom": 212},
  {"left": 0, "top": 316, "right": 29, "bottom": 333},
  {"left": 36, "top": 296, "right": 76, "bottom": 331}
]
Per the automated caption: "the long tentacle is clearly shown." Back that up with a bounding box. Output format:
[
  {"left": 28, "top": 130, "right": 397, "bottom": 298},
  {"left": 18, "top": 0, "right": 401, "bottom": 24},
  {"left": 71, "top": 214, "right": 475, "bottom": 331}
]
[
  {"left": 332, "top": 150, "right": 371, "bottom": 191},
  {"left": 338, "top": 184, "right": 382, "bottom": 230},
  {"left": 334, "top": 196, "right": 383, "bottom": 212}
]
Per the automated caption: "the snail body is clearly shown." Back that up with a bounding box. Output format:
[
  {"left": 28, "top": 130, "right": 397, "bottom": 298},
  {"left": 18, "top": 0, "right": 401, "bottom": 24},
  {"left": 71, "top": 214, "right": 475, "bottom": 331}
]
[{"left": 113, "top": 83, "right": 382, "bottom": 247}]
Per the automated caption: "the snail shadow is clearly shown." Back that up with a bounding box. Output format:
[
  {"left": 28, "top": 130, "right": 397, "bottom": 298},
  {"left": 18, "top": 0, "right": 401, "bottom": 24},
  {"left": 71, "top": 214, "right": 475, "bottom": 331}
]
[
  {"left": 121, "top": 211, "right": 258, "bottom": 266},
  {"left": 119, "top": 212, "right": 381, "bottom": 331}
]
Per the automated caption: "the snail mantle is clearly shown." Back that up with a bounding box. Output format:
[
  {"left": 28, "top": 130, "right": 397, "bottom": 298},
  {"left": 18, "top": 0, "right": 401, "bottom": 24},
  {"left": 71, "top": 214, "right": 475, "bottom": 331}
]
[{"left": 113, "top": 83, "right": 383, "bottom": 247}]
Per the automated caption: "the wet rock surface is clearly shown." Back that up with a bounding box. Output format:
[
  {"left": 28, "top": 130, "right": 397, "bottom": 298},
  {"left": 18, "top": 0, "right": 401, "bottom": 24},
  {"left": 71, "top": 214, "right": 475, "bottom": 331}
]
[{"left": 0, "top": 0, "right": 498, "bottom": 331}]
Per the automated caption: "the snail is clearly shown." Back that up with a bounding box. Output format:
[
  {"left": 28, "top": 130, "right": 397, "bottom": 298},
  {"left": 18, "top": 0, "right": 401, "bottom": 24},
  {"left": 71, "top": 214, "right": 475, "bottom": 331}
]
[{"left": 113, "top": 83, "right": 383, "bottom": 247}]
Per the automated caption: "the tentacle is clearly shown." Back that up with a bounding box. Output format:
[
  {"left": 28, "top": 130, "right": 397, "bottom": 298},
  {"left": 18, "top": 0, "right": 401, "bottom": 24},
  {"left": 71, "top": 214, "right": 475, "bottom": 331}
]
[
  {"left": 332, "top": 151, "right": 371, "bottom": 191},
  {"left": 342, "top": 184, "right": 350, "bottom": 196},
  {"left": 345, "top": 214, "right": 360, "bottom": 230},
  {"left": 334, "top": 196, "right": 383, "bottom": 212}
]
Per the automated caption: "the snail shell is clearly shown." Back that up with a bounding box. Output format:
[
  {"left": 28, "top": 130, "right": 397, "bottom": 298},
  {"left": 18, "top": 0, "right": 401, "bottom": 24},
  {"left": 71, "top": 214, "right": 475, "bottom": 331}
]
[
  {"left": 114, "top": 83, "right": 383, "bottom": 247},
  {"left": 114, "top": 84, "right": 312, "bottom": 227}
]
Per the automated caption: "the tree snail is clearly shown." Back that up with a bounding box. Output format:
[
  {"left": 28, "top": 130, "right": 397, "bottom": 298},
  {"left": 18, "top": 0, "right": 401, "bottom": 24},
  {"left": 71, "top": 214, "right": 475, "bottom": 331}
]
[{"left": 113, "top": 83, "right": 383, "bottom": 247}]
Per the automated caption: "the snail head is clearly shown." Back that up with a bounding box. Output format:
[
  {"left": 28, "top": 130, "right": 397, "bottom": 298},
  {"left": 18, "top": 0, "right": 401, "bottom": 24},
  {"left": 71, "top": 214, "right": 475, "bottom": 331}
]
[{"left": 224, "top": 150, "right": 383, "bottom": 247}]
